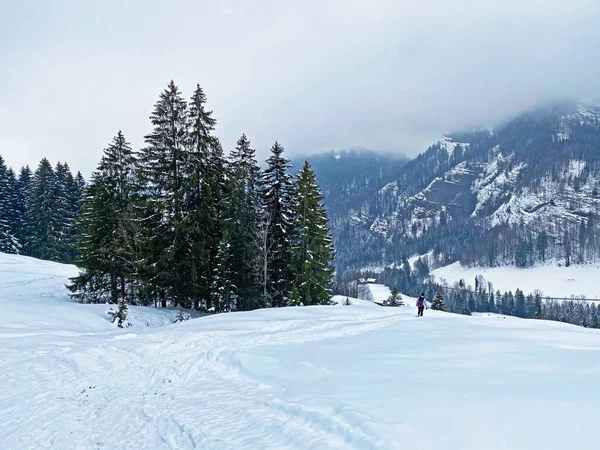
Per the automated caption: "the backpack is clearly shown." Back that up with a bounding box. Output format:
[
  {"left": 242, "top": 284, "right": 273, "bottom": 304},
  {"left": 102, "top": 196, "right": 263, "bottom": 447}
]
[{"left": 417, "top": 297, "right": 424, "bottom": 307}]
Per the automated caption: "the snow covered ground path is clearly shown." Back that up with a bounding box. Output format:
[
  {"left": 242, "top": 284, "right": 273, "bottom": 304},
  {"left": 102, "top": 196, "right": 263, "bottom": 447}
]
[{"left": 2, "top": 254, "right": 600, "bottom": 449}]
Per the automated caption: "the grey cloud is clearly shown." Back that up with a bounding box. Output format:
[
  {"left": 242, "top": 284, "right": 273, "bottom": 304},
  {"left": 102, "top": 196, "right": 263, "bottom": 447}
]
[{"left": 1, "top": 0, "right": 599, "bottom": 175}]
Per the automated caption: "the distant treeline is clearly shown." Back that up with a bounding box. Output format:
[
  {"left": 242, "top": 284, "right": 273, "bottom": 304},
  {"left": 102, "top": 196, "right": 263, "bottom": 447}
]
[{"left": 339, "top": 262, "right": 600, "bottom": 329}]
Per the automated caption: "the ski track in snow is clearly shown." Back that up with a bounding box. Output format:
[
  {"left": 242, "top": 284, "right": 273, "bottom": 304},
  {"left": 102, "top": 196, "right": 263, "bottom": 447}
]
[{"left": 1, "top": 308, "right": 407, "bottom": 450}]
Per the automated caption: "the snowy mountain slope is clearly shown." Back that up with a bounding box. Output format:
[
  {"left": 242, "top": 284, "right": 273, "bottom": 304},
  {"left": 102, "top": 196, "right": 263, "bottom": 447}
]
[
  {"left": 329, "top": 102, "right": 600, "bottom": 272},
  {"left": 2, "top": 254, "right": 600, "bottom": 449},
  {"left": 388, "top": 106, "right": 600, "bottom": 241}
]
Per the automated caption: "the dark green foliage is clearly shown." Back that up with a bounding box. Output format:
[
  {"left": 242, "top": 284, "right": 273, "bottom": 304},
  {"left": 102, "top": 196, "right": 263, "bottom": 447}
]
[
  {"left": 534, "top": 292, "right": 543, "bottom": 319},
  {"left": 0, "top": 157, "right": 84, "bottom": 263},
  {"left": 184, "top": 84, "right": 223, "bottom": 310},
  {"left": 25, "top": 158, "right": 62, "bottom": 260},
  {"left": 468, "top": 292, "right": 476, "bottom": 314},
  {"left": 260, "top": 142, "right": 294, "bottom": 307},
  {"left": 430, "top": 291, "right": 446, "bottom": 311},
  {"left": 387, "top": 287, "right": 404, "bottom": 306},
  {"left": 107, "top": 297, "right": 131, "bottom": 328},
  {"left": 13, "top": 166, "right": 32, "bottom": 251},
  {"left": 136, "top": 80, "right": 190, "bottom": 307},
  {"left": 68, "top": 131, "right": 137, "bottom": 304},
  {"left": 226, "top": 134, "right": 261, "bottom": 310},
  {"left": 8, "top": 81, "right": 337, "bottom": 315},
  {"left": 515, "top": 289, "right": 526, "bottom": 318},
  {"left": 0, "top": 156, "right": 19, "bottom": 253},
  {"left": 288, "top": 161, "right": 335, "bottom": 306},
  {"left": 413, "top": 258, "right": 430, "bottom": 279},
  {"left": 54, "top": 162, "right": 82, "bottom": 263}
]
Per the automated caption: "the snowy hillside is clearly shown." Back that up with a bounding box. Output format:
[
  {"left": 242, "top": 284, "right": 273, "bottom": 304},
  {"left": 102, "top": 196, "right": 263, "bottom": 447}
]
[
  {"left": 432, "top": 260, "right": 600, "bottom": 300},
  {"left": 0, "top": 253, "right": 196, "bottom": 331},
  {"left": 2, "top": 253, "right": 600, "bottom": 449}
]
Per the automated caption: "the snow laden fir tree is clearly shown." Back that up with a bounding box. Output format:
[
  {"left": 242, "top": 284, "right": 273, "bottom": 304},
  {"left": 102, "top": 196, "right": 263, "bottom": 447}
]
[
  {"left": 0, "top": 154, "right": 84, "bottom": 261},
  {"left": 68, "top": 80, "right": 336, "bottom": 313}
]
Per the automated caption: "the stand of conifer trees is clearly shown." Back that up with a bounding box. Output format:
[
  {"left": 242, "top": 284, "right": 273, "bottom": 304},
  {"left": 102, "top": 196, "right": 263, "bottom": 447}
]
[
  {"left": 0, "top": 155, "right": 85, "bottom": 261},
  {"left": 68, "top": 81, "right": 335, "bottom": 311}
]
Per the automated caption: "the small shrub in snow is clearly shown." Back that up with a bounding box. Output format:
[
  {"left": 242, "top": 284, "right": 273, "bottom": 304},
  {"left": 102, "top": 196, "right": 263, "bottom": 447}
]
[
  {"left": 431, "top": 292, "right": 447, "bottom": 311},
  {"left": 174, "top": 309, "right": 192, "bottom": 323},
  {"left": 288, "top": 286, "right": 304, "bottom": 306},
  {"left": 107, "top": 298, "right": 132, "bottom": 328},
  {"left": 387, "top": 287, "right": 404, "bottom": 307}
]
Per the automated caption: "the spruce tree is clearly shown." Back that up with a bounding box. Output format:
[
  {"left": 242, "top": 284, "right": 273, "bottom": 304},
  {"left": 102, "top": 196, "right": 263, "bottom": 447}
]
[
  {"left": 260, "top": 142, "right": 294, "bottom": 307},
  {"left": 431, "top": 291, "right": 447, "bottom": 311},
  {"left": 74, "top": 171, "right": 86, "bottom": 194},
  {"left": 468, "top": 292, "right": 476, "bottom": 313},
  {"left": 5, "top": 168, "right": 20, "bottom": 248},
  {"left": 514, "top": 289, "right": 526, "bottom": 318},
  {"left": 205, "top": 140, "right": 229, "bottom": 311},
  {"left": 185, "top": 83, "right": 220, "bottom": 310},
  {"left": 108, "top": 297, "right": 131, "bottom": 328},
  {"left": 507, "top": 291, "right": 516, "bottom": 316},
  {"left": 228, "top": 134, "right": 261, "bottom": 309},
  {"left": 0, "top": 156, "right": 19, "bottom": 253},
  {"left": 289, "top": 161, "right": 335, "bottom": 305},
  {"left": 136, "top": 81, "right": 189, "bottom": 307},
  {"left": 534, "top": 292, "right": 543, "bottom": 319},
  {"left": 69, "top": 131, "right": 137, "bottom": 304},
  {"left": 488, "top": 290, "right": 496, "bottom": 313},
  {"left": 25, "top": 158, "right": 61, "bottom": 260},
  {"left": 387, "top": 287, "right": 404, "bottom": 306},
  {"left": 54, "top": 162, "right": 80, "bottom": 262},
  {"left": 15, "top": 166, "right": 32, "bottom": 253},
  {"left": 210, "top": 237, "right": 237, "bottom": 313},
  {"left": 67, "top": 171, "right": 86, "bottom": 252},
  {"left": 208, "top": 141, "right": 238, "bottom": 313}
]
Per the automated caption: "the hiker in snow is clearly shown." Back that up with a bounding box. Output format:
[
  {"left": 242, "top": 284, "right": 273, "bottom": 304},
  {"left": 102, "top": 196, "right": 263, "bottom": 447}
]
[{"left": 416, "top": 293, "right": 428, "bottom": 317}]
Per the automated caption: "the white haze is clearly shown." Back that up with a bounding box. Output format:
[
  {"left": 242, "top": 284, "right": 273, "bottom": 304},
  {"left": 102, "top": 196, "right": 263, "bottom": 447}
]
[{"left": 1, "top": 0, "right": 599, "bottom": 176}]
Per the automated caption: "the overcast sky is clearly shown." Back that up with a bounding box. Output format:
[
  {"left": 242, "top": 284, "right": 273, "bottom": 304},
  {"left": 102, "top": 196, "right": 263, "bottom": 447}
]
[{"left": 2, "top": 0, "right": 599, "bottom": 176}]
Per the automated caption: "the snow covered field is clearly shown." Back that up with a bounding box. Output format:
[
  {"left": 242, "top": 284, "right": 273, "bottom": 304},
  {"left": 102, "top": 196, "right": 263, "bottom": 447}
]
[
  {"left": 367, "top": 282, "right": 392, "bottom": 303},
  {"left": 432, "top": 261, "right": 600, "bottom": 300},
  {"left": 2, "top": 253, "right": 600, "bottom": 449}
]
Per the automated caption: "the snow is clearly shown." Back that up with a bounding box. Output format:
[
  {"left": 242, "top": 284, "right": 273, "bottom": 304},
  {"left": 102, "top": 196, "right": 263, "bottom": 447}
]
[
  {"left": 408, "top": 250, "right": 434, "bottom": 268},
  {"left": 433, "top": 261, "right": 600, "bottom": 300},
  {"left": 2, "top": 253, "right": 600, "bottom": 449},
  {"left": 0, "top": 253, "right": 198, "bottom": 332},
  {"left": 567, "top": 159, "right": 586, "bottom": 178},
  {"left": 378, "top": 180, "right": 397, "bottom": 195},
  {"left": 369, "top": 216, "right": 390, "bottom": 237},
  {"left": 367, "top": 282, "right": 391, "bottom": 303},
  {"left": 466, "top": 147, "right": 600, "bottom": 231},
  {"left": 439, "top": 134, "right": 469, "bottom": 156}
]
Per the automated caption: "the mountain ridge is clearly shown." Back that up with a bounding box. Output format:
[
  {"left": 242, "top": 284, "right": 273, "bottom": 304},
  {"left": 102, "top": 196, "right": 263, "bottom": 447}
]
[{"left": 303, "top": 102, "right": 600, "bottom": 275}]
